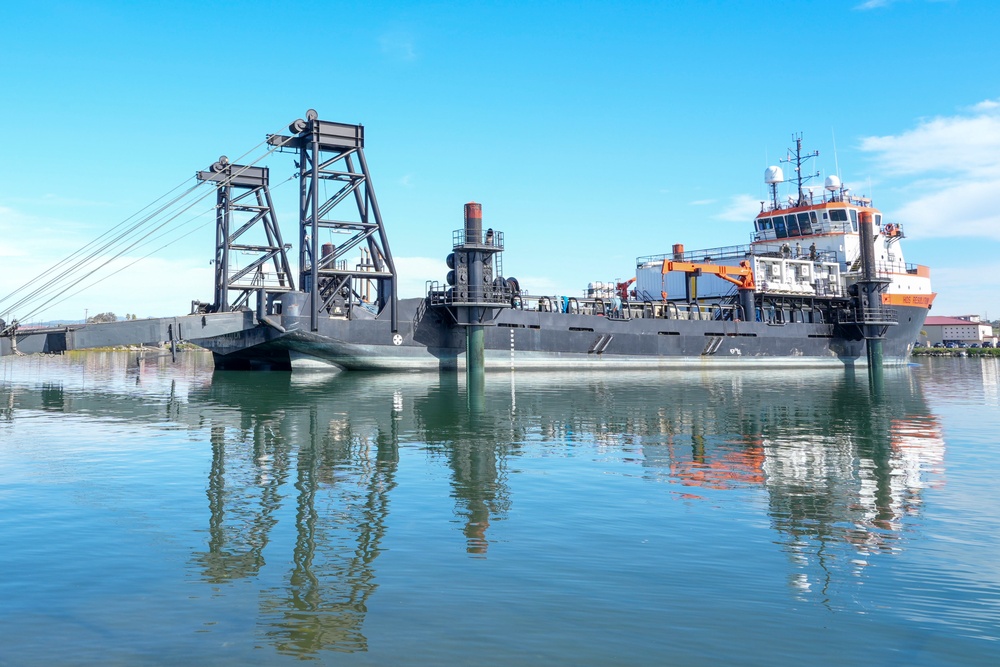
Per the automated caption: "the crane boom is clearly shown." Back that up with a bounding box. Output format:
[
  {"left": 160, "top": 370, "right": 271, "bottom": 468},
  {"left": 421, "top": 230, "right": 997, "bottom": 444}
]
[{"left": 661, "top": 260, "right": 756, "bottom": 291}]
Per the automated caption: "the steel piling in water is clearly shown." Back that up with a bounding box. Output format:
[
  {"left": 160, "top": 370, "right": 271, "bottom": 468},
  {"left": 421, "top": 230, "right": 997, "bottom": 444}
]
[{"left": 858, "top": 211, "right": 887, "bottom": 392}]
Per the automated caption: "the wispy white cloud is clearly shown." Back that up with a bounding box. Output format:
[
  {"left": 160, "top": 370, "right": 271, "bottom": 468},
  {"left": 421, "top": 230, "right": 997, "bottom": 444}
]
[
  {"left": 971, "top": 98, "right": 1000, "bottom": 113},
  {"left": 508, "top": 274, "right": 568, "bottom": 297},
  {"left": 925, "top": 264, "right": 999, "bottom": 318},
  {"left": 0, "top": 206, "right": 79, "bottom": 258},
  {"left": 713, "top": 194, "right": 762, "bottom": 223},
  {"left": 0, "top": 203, "right": 217, "bottom": 321},
  {"left": 379, "top": 31, "right": 418, "bottom": 62},
  {"left": 855, "top": 0, "right": 958, "bottom": 12},
  {"left": 689, "top": 198, "right": 716, "bottom": 206},
  {"left": 855, "top": 0, "right": 897, "bottom": 9},
  {"left": 860, "top": 99, "right": 1000, "bottom": 240},
  {"left": 394, "top": 256, "right": 447, "bottom": 298},
  {"left": 4, "top": 194, "right": 114, "bottom": 210},
  {"left": 36, "top": 193, "right": 113, "bottom": 208},
  {"left": 0, "top": 208, "right": 27, "bottom": 258},
  {"left": 894, "top": 179, "right": 1000, "bottom": 238},
  {"left": 860, "top": 113, "right": 1000, "bottom": 178}
]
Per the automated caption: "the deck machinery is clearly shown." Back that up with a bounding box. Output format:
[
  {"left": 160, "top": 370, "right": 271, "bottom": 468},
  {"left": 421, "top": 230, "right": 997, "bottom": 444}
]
[{"left": 193, "top": 110, "right": 398, "bottom": 337}]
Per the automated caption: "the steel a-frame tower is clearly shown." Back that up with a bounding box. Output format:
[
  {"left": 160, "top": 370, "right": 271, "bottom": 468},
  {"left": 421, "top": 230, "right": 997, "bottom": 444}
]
[
  {"left": 269, "top": 110, "right": 397, "bottom": 333},
  {"left": 197, "top": 159, "right": 294, "bottom": 313}
]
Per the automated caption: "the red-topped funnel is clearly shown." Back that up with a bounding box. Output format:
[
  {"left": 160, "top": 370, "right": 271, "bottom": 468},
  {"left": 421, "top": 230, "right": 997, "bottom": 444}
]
[{"left": 464, "top": 202, "right": 482, "bottom": 242}]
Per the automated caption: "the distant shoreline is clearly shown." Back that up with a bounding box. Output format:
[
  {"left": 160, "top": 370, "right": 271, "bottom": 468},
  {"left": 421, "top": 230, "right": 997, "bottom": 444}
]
[{"left": 912, "top": 346, "right": 1000, "bottom": 357}]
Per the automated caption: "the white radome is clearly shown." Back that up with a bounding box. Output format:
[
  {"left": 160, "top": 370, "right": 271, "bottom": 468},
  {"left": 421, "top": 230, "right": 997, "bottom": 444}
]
[{"left": 764, "top": 166, "right": 784, "bottom": 184}]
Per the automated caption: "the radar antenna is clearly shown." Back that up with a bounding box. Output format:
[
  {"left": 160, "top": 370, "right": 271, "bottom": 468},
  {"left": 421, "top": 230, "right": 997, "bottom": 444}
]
[{"left": 764, "top": 165, "right": 784, "bottom": 210}]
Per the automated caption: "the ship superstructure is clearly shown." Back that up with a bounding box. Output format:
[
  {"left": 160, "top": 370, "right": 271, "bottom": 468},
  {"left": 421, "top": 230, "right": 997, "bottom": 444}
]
[{"left": 634, "top": 136, "right": 934, "bottom": 330}]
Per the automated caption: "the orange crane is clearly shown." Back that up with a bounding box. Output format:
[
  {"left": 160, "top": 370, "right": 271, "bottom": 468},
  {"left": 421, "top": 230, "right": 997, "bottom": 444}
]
[
  {"left": 660, "top": 259, "right": 756, "bottom": 291},
  {"left": 616, "top": 277, "right": 636, "bottom": 300},
  {"left": 660, "top": 259, "right": 757, "bottom": 319}
]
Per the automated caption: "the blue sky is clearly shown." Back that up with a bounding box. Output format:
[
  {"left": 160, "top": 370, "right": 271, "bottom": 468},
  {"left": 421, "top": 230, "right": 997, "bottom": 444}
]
[{"left": 2, "top": 0, "right": 999, "bottom": 322}]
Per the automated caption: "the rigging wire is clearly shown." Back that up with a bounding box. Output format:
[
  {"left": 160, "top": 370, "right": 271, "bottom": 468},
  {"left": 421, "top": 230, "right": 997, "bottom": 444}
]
[
  {"left": 23, "top": 163, "right": 296, "bottom": 318},
  {"left": 0, "top": 181, "right": 206, "bottom": 317},
  {"left": 28, "top": 174, "right": 298, "bottom": 317},
  {"left": 0, "top": 176, "right": 196, "bottom": 308},
  {"left": 1, "top": 135, "right": 279, "bottom": 316},
  {"left": 13, "top": 191, "right": 223, "bottom": 321},
  {"left": 2, "top": 128, "right": 297, "bottom": 322}
]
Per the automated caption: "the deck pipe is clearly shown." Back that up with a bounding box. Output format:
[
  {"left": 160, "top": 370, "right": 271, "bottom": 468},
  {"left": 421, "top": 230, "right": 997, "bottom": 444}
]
[
  {"left": 858, "top": 211, "right": 884, "bottom": 390},
  {"left": 739, "top": 288, "right": 756, "bottom": 323}
]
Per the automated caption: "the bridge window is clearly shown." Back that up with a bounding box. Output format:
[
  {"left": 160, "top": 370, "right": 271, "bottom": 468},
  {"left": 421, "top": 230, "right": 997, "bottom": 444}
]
[
  {"left": 875, "top": 214, "right": 882, "bottom": 226},
  {"left": 829, "top": 209, "right": 848, "bottom": 222},
  {"left": 797, "top": 212, "right": 812, "bottom": 235},
  {"left": 774, "top": 215, "right": 787, "bottom": 238},
  {"left": 785, "top": 214, "right": 800, "bottom": 237}
]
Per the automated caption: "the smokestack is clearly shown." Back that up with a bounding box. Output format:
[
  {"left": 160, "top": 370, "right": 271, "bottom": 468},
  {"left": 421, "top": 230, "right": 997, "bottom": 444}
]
[{"left": 464, "top": 202, "right": 482, "bottom": 243}]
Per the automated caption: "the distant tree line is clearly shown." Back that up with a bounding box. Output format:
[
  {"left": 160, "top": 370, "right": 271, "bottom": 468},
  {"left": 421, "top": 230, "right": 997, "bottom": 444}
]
[{"left": 86, "top": 313, "right": 140, "bottom": 323}]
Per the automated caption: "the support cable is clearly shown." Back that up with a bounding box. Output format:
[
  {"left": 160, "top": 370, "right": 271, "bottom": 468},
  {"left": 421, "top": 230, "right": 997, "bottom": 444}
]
[
  {"left": 18, "top": 171, "right": 298, "bottom": 323},
  {"left": 2, "top": 134, "right": 282, "bottom": 316},
  {"left": 0, "top": 176, "right": 196, "bottom": 308},
  {"left": 1, "top": 182, "right": 207, "bottom": 317},
  {"left": 3, "top": 129, "right": 296, "bottom": 322}
]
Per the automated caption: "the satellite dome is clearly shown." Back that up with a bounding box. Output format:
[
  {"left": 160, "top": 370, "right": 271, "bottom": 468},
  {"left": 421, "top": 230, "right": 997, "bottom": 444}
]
[
  {"left": 764, "top": 166, "right": 784, "bottom": 185},
  {"left": 825, "top": 175, "right": 842, "bottom": 192}
]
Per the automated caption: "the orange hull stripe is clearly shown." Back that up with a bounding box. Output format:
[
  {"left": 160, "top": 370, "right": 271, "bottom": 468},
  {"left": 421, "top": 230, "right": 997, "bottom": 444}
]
[{"left": 882, "top": 292, "right": 936, "bottom": 308}]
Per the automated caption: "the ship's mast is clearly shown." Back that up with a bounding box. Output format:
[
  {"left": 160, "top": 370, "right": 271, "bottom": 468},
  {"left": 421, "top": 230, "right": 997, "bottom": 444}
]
[{"left": 781, "top": 134, "right": 819, "bottom": 206}]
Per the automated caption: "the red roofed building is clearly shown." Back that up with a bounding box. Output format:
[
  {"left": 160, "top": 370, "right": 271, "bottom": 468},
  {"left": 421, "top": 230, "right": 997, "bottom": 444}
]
[{"left": 922, "top": 315, "right": 995, "bottom": 346}]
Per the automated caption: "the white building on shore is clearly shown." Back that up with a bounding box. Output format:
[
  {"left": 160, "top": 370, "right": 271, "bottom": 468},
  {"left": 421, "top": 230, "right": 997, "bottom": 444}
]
[{"left": 922, "top": 315, "right": 996, "bottom": 346}]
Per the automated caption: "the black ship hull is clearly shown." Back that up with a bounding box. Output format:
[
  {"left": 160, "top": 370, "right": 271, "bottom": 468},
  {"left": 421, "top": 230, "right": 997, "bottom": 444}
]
[{"left": 192, "top": 298, "right": 927, "bottom": 372}]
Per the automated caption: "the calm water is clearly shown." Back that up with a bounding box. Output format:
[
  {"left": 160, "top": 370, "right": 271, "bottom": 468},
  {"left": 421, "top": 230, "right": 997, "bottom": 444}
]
[{"left": 1, "top": 351, "right": 998, "bottom": 666}]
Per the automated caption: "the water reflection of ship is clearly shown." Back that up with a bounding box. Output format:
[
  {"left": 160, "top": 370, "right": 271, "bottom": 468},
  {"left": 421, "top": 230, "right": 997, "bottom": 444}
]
[
  {"left": 412, "top": 373, "right": 515, "bottom": 556},
  {"left": 390, "top": 368, "right": 941, "bottom": 579},
  {"left": 0, "top": 356, "right": 951, "bottom": 647},
  {"left": 621, "top": 369, "right": 944, "bottom": 593},
  {"left": 189, "top": 373, "right": 400, "bottom": 655},
  {"left": 447, "top": 369, "right": 943, "bottom": 595},
  {"left": 756, "top": 373, "right": 945, "bottom": 597},
  {"left": 17, "top": 363, "right": 944, "bottom": 592}
]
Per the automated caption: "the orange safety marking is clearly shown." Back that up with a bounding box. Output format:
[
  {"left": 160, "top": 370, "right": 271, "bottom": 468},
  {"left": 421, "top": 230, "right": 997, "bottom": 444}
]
[{"left": 882, "top": 292, "right": 936, "bottom": 308}]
